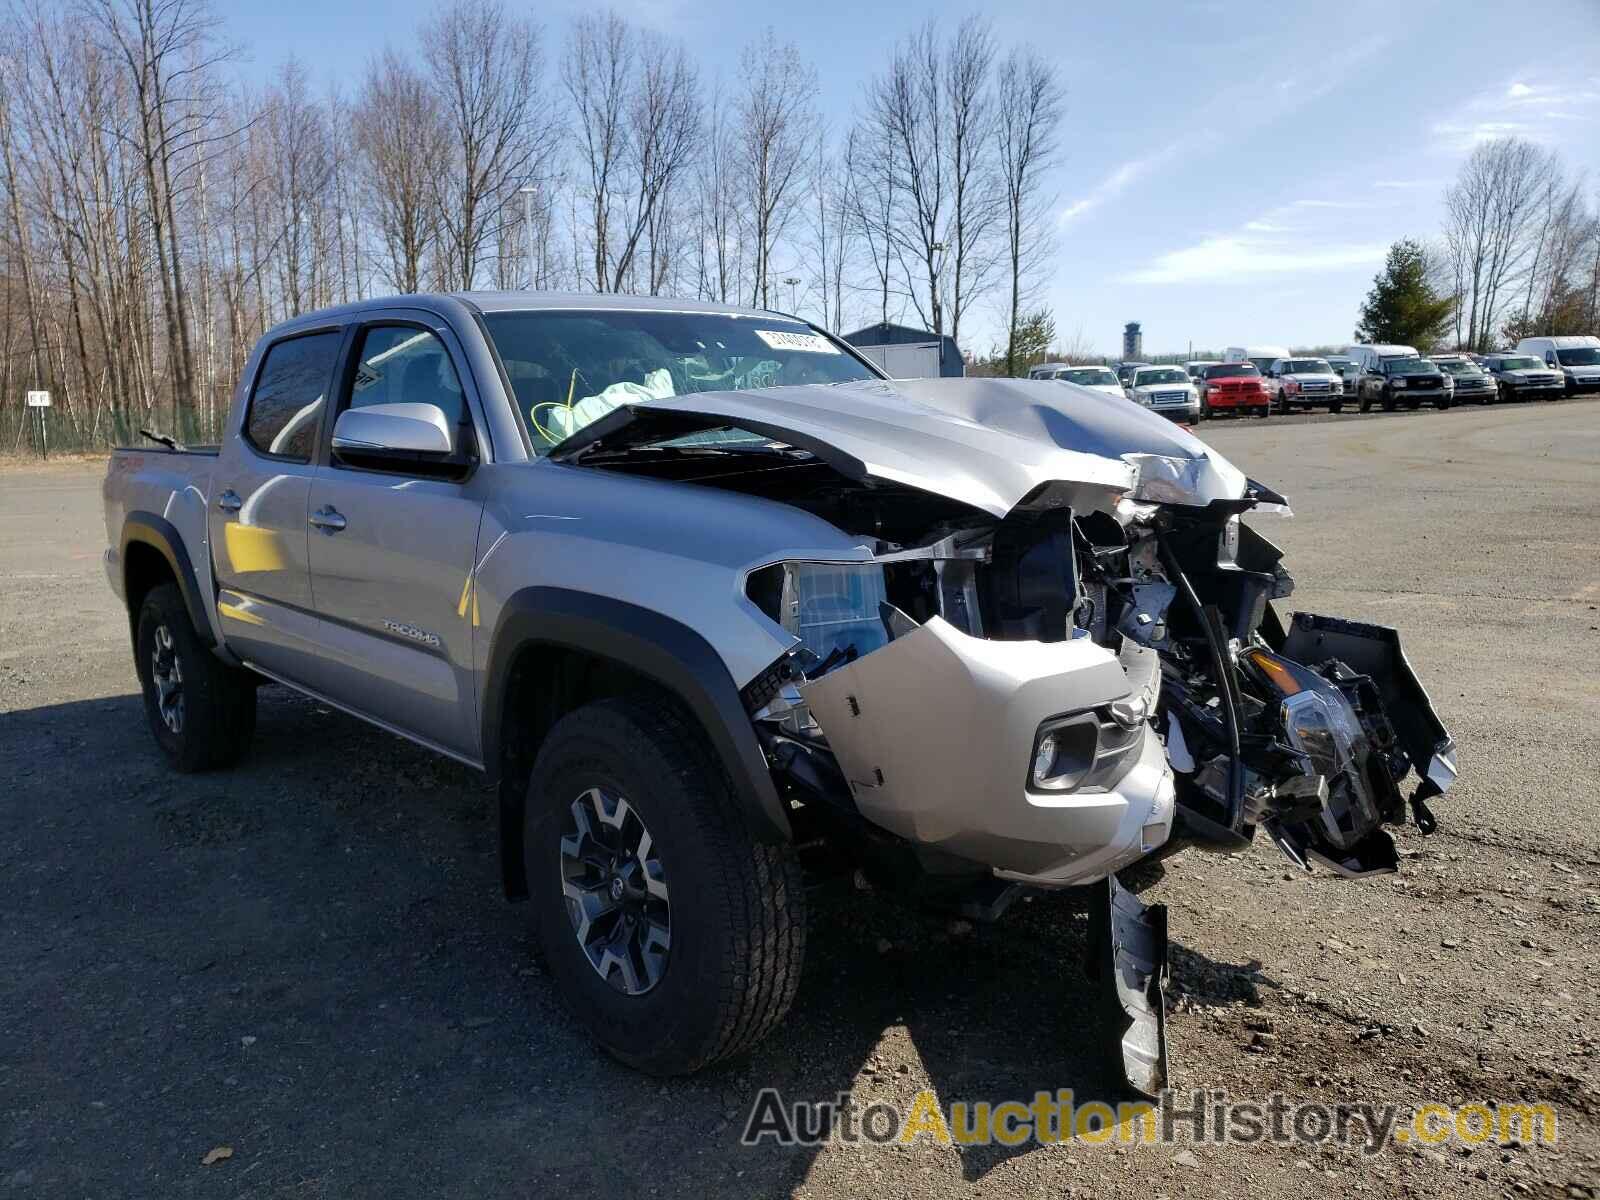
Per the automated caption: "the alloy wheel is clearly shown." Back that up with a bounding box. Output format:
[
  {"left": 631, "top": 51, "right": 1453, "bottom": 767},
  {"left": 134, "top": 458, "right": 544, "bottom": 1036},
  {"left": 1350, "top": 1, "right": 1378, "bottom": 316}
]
[
  {"left": 558, "top": 786, "right": 671, "bottom": 996},
  {"left": 150, "top": 624, "right": 184, "bottom": 734}
]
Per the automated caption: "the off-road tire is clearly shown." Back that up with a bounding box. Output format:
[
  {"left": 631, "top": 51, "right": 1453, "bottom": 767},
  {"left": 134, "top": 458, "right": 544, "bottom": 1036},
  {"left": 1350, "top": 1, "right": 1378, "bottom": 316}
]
[
  {"left": 524, "top": 696, "right": 806, "bottom": 1075},
  {"left": 134, "top": 582, "right": 257, "bottom": 772}
]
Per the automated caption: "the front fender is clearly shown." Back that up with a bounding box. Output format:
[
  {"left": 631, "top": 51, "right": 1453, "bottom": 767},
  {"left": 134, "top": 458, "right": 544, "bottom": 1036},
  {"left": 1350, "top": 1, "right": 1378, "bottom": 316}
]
[{"left": 482, "top": 587, "right": 792, "bottom": 893}]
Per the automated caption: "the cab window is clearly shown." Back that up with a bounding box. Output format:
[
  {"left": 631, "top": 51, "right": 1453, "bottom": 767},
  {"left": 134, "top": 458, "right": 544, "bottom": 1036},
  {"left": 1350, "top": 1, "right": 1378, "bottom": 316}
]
[
  {"left": 345, "top": 325, "right": 469, "bottom": 429},
  {"left": 243, "top": 332, "right": 343, "bottom": 462}
]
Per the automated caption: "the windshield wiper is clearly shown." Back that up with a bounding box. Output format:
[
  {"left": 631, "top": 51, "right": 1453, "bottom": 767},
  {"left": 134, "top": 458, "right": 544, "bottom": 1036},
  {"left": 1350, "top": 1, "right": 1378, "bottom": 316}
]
[{"left": 139, "top": 428, "right": 184, "bottom": 452}]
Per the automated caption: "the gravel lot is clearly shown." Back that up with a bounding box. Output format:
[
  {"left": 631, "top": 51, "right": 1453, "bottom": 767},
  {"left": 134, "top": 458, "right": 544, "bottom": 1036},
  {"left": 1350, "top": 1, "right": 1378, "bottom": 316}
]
[{"left": 3, "top": 401, "right": 1599, "bottom": 1198}]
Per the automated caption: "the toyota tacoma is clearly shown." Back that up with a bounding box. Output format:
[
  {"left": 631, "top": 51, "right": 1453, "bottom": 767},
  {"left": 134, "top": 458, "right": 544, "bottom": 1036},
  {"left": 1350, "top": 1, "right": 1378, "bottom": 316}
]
[{"left": 103, "top": 293, "right": 1458, "bottom": 1095}]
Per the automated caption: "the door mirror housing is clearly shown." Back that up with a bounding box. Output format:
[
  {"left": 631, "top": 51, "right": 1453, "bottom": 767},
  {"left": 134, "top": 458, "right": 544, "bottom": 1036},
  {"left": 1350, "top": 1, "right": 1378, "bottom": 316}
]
[
  {"left": 332, "top": 402, "right": 466, "bottom": 476},
  {"left": 333, "top": 402, "right": 454, "bottom": 455}
]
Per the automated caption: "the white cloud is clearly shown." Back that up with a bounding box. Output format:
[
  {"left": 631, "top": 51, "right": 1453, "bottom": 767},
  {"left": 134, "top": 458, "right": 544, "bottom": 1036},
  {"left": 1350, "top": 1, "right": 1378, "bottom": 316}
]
[
  {"left": 1116, "top": 197, "right": 1388, "bottom": 286},
  {"left": 1056, "top": 30, "right": 1394, "bottom": 228},
  {"left": 1431, "top": 74, "right": 1600, "bottom": 152},
  {"left": 1057, "top": 146, "right": 1184, "bottom": 225},
  {"left": 1119, "top": 236, "right": 1386, "bottom": 285}
]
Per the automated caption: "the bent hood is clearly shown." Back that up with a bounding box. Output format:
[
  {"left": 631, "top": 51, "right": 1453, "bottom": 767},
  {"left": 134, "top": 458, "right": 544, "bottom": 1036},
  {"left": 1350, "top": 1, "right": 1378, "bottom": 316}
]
[{"left": 549, "top": 375, "right": 1251, "bottom": 517}]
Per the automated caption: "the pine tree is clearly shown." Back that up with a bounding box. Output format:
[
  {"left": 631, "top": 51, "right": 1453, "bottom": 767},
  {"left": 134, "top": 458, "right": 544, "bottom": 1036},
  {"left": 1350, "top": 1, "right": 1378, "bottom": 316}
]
[{"left": 1354, "top": 240, "right": 1457, "bottom": 350}]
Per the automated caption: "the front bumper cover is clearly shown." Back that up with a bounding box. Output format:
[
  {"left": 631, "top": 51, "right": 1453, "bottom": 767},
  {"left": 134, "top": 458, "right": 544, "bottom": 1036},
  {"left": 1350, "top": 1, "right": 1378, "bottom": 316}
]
[{"left": 798, "top": 617, "right": 1175, "bottom": 887}]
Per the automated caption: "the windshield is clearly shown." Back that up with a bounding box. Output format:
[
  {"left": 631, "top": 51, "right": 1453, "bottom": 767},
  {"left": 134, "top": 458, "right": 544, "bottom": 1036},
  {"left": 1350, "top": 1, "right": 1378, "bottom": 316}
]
[
  {"left": 1387, "top": 359, "right": 1437, "bottom": 375},
  {"left": 1206, "top": 362, "right": 1260, "bottom": 379},
  {"left": 1498, "top": 356, "right": 1542, "bottom": 370},
  {"left": 1064, "top": 367, "right": 1118, "bottom": 386},
  {"left": 1133, "top": 368, "right": 1187, "bottom": 386},
  {"left": 480, "top": 309, "right": 877, "bottom": 451},
  {"left": 1246, "top": 357, "right": 1278, "bottom": 374},
  {"left": 1435, "top": 358, "right": 1477, "bottom": 375},
  {"left": 1283, "top": 359, "right": 1331, "bottom": 374},
  {"left": 1556, "top": 347, "right": 1600, "bottom": 365}
]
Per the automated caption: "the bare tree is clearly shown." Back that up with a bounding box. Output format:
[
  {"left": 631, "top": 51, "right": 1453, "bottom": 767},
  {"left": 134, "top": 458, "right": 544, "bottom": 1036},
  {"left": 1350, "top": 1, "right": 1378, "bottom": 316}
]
[
  {"left": 421, "top": 0, "right": 558, "bottom": 290},
  {"left": 564, "top": 13, "right": 700, "bottom": 293},
  {"left": 1442, "top": 137, "right": 1561, "bottom": 351},
  {"left": 736, "top": 30, "right": 816, "bottom": 309},
  {"left": 806, "top": 128, "right": 854, "bottom": 331},
  {"left": 845, "top": 116, "right": 896, "bottom": 326},
  {"left": 353, "top": 52, "right": 446, "bottom": 293},
  {"left": 942, "top": 16, "right": 999, "bottom": 350},
  {"left": 866, "top": 26, "right": 944, "bottom": 332},
  {"left": 692, "top": 82, "right": 741, "bottom": 303},
  {"left": 86, "top": 0, "right": 234, "bottom": 427},
  {"left": 862, "top": 18, "right": 1002, "bottom": 346},
  {"left": 995, "top": 47, "right": 1063, "bottom": 376}
]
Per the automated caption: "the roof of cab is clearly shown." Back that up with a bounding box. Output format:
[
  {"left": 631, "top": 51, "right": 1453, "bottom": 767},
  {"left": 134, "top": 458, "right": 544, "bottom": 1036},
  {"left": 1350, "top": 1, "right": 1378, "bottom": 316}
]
[{"left": 264, "top": 290, "right": 800, "bottom": 338}]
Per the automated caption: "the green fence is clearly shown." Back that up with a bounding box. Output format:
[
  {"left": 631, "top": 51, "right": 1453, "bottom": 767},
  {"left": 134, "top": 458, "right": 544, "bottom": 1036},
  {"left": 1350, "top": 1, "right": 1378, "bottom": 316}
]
[{"left": 0, "top": 403, "right": 224, "bottom": 456}]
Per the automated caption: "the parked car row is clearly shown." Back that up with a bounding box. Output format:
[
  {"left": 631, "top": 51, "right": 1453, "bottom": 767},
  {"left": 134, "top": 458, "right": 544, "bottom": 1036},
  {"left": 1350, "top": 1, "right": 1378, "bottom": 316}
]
[{"left": 1028, "top": 333, "right": 1599, "bottom": 424}]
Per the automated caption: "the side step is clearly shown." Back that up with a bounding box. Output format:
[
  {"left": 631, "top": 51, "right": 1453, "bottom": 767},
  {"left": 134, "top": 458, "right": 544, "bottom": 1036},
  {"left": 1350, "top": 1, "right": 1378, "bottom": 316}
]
[{"left": 1087, "top": 875, "right": 1170, "bottom": 1097}]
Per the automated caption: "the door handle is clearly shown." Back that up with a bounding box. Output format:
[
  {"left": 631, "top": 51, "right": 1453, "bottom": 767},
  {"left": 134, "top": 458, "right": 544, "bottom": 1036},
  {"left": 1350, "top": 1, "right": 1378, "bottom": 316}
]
[
  {"left": 216, "top": 489, "right": 242, "bottom": 513},
  {"left": 309, "top": 505, "right": 347, "bottom": 532}
]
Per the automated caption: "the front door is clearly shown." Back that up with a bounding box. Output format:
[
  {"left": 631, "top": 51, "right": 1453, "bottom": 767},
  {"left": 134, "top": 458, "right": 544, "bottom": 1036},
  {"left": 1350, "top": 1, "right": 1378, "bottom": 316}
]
[
  {"left": 300, "top": 317, "right": 487, "bottom": 762},
  {"left": 208, "top": 328, "right": 346, "bottom": 681}
]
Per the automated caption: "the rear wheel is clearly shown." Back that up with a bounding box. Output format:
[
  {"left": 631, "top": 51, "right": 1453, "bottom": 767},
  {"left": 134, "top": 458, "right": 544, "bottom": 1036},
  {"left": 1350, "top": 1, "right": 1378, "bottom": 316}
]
[
  {"left": 525, "top": 696, "right": 806, "bottom": 1075},
  {"left": 134, "top": 583, "right": 256, "bottom": 772}
]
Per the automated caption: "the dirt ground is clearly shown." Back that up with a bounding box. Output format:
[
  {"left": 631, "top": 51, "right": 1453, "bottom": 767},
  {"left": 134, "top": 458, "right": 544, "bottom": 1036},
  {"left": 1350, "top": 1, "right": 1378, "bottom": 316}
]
[{"left": 2, "top": 401, "right": 1598, "bottom": 1198}]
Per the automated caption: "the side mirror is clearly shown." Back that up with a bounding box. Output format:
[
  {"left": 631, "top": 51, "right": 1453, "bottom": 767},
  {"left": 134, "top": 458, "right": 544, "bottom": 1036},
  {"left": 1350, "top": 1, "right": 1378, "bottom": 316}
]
[{"left": 332, "top": 402, "right": 455, "bottom": 463}]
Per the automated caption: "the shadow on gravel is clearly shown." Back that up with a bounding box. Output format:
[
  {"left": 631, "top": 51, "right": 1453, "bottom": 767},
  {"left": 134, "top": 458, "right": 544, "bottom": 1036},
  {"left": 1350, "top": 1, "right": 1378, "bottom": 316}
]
[{"left": 2, "top": 685, "right": 1182, "bottom": 1195}]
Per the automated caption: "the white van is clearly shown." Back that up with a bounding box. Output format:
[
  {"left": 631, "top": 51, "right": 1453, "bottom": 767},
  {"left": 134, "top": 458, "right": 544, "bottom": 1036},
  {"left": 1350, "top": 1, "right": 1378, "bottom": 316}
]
[
  {"left": 1346, "top": 344, "right": 1419, "bottom": 375},
  {"left": 1514, "top": 335, "right": 1600, "bottom": 395},
  {"left": 1224, "top": 345, "right": 1292, "bottom": 376}
]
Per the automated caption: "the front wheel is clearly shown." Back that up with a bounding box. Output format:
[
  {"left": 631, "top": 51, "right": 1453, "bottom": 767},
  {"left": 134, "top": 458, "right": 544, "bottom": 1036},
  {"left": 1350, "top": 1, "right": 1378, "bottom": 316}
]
[
  {"left": 1381, "top": 391, "right": 1396, "bottom": 412},
  {"left": 1437, "top": 398, "right": 1452, "bottom": 411},
  {"left": 134, "top": 583, "right": 256, "bottom": 772},
  {"left": 525, "top": 697, "right": 806, "bottom": 1075},
  {"left": 1329, "top": 401, "right": 1344, "bottom": 413}
]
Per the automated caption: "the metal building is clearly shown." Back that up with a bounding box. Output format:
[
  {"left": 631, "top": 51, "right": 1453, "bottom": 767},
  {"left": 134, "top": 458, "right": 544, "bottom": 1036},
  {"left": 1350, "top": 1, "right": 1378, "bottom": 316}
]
[
  {"left": 841, "top": 322, "right": 966, "bottom": 379},
  {"left": 1123, "top": 322, "right": 1143, "bottom": 361}
]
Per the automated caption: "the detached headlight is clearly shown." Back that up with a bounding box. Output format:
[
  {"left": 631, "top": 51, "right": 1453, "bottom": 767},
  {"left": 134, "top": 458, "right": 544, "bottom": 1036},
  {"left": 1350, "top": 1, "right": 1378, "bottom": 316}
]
[{"left": 1281, "top": 688, "right": 1363, "bottom": 781}]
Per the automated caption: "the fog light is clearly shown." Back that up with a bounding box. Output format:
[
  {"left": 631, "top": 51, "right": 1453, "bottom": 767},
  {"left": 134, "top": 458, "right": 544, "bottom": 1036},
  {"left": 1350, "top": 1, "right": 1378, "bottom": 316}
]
[
  {"left": 1029, "top": 715, "right": 1099, "bottom": 792},
  {"left": 1033, "top": 734, "right": 1057, "bottom": 784}
]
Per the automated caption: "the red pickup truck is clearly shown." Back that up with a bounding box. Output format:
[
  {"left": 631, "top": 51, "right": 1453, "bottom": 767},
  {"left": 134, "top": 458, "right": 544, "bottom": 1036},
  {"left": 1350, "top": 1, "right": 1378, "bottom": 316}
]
[{"left": 1199, "top": 362, "right": 1272, "bottom": 418}]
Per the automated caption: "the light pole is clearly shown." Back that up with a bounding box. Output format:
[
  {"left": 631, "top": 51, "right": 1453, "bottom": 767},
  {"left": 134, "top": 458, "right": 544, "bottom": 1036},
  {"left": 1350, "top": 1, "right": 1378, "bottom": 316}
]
[
  {"left": 518, "top": 183, "right": 538, "bottom": 290},
  {"left": 782, "top": 276, "right": 801, "bottom": 314}
]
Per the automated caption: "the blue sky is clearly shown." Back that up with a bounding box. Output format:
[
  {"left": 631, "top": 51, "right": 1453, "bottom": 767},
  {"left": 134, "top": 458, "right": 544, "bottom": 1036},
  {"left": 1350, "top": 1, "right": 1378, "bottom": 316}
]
[{"left": 229, "top": 0, "right": 1600, "bottom": 356}]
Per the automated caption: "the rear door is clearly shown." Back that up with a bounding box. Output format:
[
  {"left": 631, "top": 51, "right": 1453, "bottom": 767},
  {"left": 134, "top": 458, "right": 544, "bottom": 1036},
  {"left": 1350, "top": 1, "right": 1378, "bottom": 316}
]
[
  {"left": 209, "top": 327, "right": 348, "bottom": 681},
  {"left": 299, "top": 312, "right": 489, "bottom": 762}
]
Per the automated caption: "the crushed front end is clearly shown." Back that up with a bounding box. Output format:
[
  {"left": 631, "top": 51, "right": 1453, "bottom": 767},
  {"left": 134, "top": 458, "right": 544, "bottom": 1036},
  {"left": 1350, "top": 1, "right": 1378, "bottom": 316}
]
[
  {"left": 743, "top": 479, "right": 1456, "bottom": 892},
  {"left": 737, "top": 473, "right": 1456, "bottom": 1096}
]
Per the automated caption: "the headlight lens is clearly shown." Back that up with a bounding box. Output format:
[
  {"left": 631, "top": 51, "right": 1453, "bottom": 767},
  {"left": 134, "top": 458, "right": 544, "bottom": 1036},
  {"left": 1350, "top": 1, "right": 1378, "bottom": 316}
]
[
  {"left": 747, "top": 561, "right": 890, "bottom": 663},
  {"left": 1281, "top": 688, "right": 1361, "bottom": 781},
  {"left": 1393, "top": 378, "right": 1408, "bottom": 388}
]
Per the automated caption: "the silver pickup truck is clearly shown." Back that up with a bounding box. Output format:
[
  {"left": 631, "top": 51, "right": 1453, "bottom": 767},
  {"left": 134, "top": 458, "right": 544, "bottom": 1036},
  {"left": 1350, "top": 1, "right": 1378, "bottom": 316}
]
[{"left": 103, "top": 292, "right": 1458, "bottom": 1094}]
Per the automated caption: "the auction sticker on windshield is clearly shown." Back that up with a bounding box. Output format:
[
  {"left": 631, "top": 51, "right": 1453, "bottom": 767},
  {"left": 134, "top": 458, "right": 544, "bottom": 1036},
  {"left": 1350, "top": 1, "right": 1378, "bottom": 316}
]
[{"left": 755, "top": 329, "right": 840, "bottom": 354}]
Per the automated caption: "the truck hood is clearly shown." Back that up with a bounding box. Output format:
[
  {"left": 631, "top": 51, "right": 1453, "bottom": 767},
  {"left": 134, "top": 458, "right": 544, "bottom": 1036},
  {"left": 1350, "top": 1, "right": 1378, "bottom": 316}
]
[{"left": 548, "top": 376, "right": 1252, "bottom": 517}]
